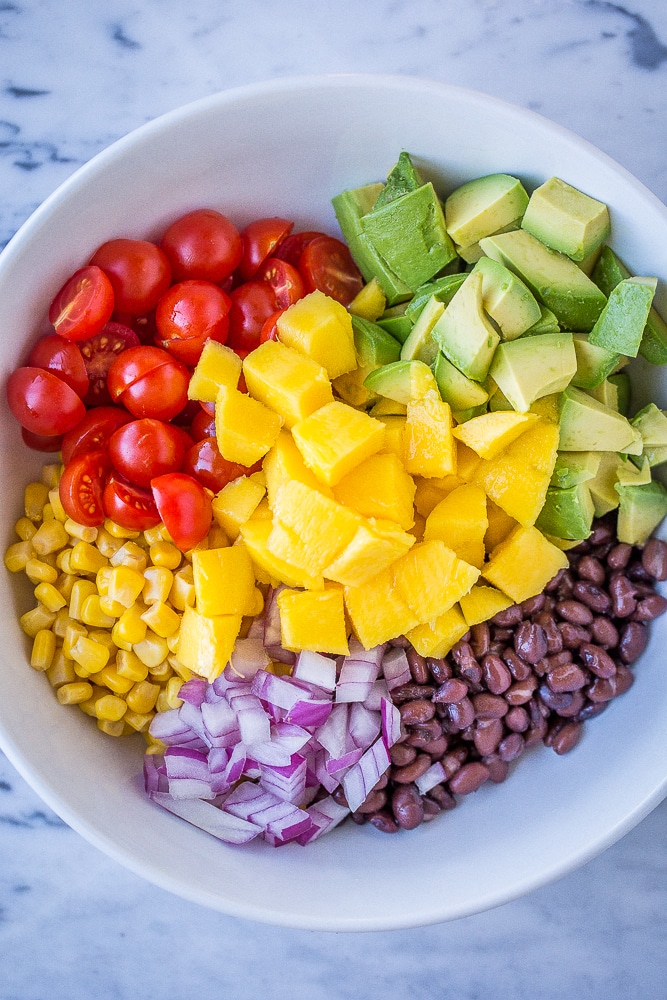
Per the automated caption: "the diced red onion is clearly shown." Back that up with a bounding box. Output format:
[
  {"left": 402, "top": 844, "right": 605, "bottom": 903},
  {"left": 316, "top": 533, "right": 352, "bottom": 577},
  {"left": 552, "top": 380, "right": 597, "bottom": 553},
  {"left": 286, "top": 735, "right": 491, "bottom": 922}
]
[
  {"left": 325, "top": 746, "right": 363, "bottom": 774},
  {"left": 292, "top": 650, "right": 337, "bottom": 692},
  {"left": 342, "top": 738, "right": 391, "bottom": 813},
  {"left": 380, "top": 696, "right": 402, "bottom": 749},
  {"left": 297, "top": 795, "right": 350, "bottom": 845},
  {"left": 363, "top": 678, "right": 390, "bottom": 711},
  {"left": 382, "top": 646, "right": 411, "bottom": 691},
  {"left": 235, "top": 695, "right": 271, "bottom": 747},
  {"left": 150, "top": 791, "right": 262, "bottom": 844},
  {"left": 415, "top": 760, "right": 447, "bottom": 795},
  {"left": 148, "top": 708, "right": 196, "bottom": 746},
  {"left": 335, "top": 659, "right": 381, "bottom": 704},
  {"left": 347, "top": 702, "right": 382, "bottom": 749},
  {"left": 310, "top": 748, "right": 340, "bottom": 793},
  {"left": 314, "top": 702, "right": 349, "bottom": 759},
  {"left": 177, "top": 677, "right": 208, "bottom": 706},
  {"left": 259, "top": 753, "right": 307, "bottom": 804},
  {"left": 200, "top": 699, "right": 241, "bottom": 748},
  {"left": 143, "top": 753, "right": 168, "bottom": 794}
]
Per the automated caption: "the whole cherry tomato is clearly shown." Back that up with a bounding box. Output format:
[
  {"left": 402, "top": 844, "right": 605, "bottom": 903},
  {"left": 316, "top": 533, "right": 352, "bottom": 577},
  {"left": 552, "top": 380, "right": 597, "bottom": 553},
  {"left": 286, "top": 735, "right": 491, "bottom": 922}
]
[
  {"left": 103, "top": 472, "right": 160, "bottom": 531},
  {"left": 160, "top": 208, "right": 243, "bottom": 283},
  {"left": 90, "top": 238, "right": 172, "bottom": 315},
  {"left": 183, "top": 436, "right": 248, "bottom": 493},
  {"left": 225, "top": 281, "right": 277, "bottom": 352},
  {"left": 48, "top": 265, "right": 114, "bottom": 342},
  {"left": 26, "top": 334, "right": 89, "bottom": 398},
  {"left": 61, "top": 406, "right": 133, "bottom": 465},
  {"left": 108, "top": 418, "right": 192, "bottom": 489},
  {"left": 7, "top": 367, "right": 86, "bottom": 437},
  {"left": 151, "top": 472, "right": 212, "bottom": 551},
  {"left": 59, "top": 450, "right": 110, "bottom": 527},
  {"left": 155, "top": 279, "right": 231, "bottom": 365},
  {"left": 255, "top": 257, "right": 304, "bottom": 308},
  {"left": 78, "top": 321, "right": 140, "bottom": 406},
  {"left": 189, "top": 407, "right": 216, "bottom": 442},
  {"left": 299, "top": 235, "right": 363, "bottom": 306},
  {"left": 107, "top": 345, "right": 189, "bottom": 421},
  {"left": 238, "top": 217, "right": 293, "bottom": 281}
]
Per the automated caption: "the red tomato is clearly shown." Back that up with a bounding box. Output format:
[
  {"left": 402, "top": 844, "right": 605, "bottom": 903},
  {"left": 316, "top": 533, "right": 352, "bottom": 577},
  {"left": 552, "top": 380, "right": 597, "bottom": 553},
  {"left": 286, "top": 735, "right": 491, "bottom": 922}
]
[
  {"left": 107, "top": 345, "right": 189, "bottom": 421},
  {"left": 182, "top": 436, "right": 248, "bottom": 493},
  {"left": 152, "top": 473, "right": 212, "bottom": 551},
  {"left": 155, "top": 280, "right": 231, "bottom": 365},
  {"left": 48, "top": 265, "right": 115, "bottom": 342},
  {"left": 78, "top": 321, "right": 140, "bottom": 406},
  {"left": 103, "top": 472, "right": 160, "bottom": 531},
  {"left": 59, "top": 450, "right": 110, "bottom": 527},
  {"left": 21, "top": 428, "right": 64, "bottom": 452},
  {"left": 238, "top": 217, "right": 293, "bottom": 281},
  {"left": 113, "top": 310, "right": 158, "bottom": 346},
  {"left": 7, "top": 367, "right": 86, "bottom": 436},
  {"left": 255, "top": 257, "right": 304, "bottom": 308},
  {"left": 160, "top": 209, "right": 243, "bottom": 283},
  {"left": 90, "top": 239, "right": 172, "bottom": 315},
  {"left": 273, "top": 230, "right": 327, "bottom": 268},
  {"left": 259, "top": 309, "right": 285, "bottom": 344},
  {"left": 61, "top": 405, "right": 132, "bottom": 465},
  {"left": 108, "top": 418, "right": 192, "bottom": 489},
  {"left": 225, "top": 281, "right": 277, "bottom": 352},
  {"left": 26, "top": 334, "right": 89, "bottom": 398},
  {"left": 299, "top": 235, "right": 363, "bottom": 306},
  {"left": 189, "top": 407, "right": 216, "bottom": 441}
]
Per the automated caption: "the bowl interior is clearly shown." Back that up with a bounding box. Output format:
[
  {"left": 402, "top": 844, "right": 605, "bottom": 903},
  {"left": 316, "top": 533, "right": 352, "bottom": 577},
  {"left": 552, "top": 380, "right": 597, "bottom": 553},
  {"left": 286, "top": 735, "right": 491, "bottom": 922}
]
[{"left": 1, "top": 75, "right": 667, "bottom": 931}]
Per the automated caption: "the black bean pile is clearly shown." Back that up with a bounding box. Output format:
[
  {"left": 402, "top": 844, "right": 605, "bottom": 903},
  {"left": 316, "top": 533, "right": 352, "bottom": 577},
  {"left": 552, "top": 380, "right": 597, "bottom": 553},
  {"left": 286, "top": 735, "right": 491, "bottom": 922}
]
[{"left": 335, "top": 519, "right": 667, "bottom": 834}]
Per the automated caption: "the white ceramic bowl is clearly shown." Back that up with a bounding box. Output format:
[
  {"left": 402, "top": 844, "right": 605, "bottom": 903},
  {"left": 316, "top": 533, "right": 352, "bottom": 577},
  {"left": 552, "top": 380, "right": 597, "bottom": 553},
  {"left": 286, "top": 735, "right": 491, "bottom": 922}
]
[{"left": 1, "top": 75, "right": 667, "bottom": 931}]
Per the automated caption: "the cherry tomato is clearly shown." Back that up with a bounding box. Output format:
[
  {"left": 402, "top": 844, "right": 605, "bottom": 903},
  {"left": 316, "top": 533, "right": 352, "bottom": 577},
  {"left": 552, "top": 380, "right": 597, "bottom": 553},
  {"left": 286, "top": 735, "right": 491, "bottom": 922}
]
[
  {"left": 255, "top": 257, "right": 304, "bottom": 308},
  {"left": 299, "top": 235, "right": 363, "bottom": 306},
  {"left": 48, "top": 265, "right": 115, "bottom": 342},
  {"left": 160, "top": 209, "right": 243, "bottom": 283},
  {"left": 113, "top": 310, "right": 158, "bottom": 346},
  {"left": 259, "top": 309, "right": 285, "bottom": 344},
  {"left": 103, "top": 472, "right": 160, "bottom": 531},
  {"left": 226, "top": 281, "right": 277, "bottom": 352},
  {"left": 273, "top": 230, "right": 327, "bottom": 268},
  {"left": 7, "top": 367, "right": 86, "bottom": 436},
  {"left": 155, "top": 280, "right": 231, "bottom": 365},
  {"left": 59, "top": 450, "right": 110, "bottom": 527},
  {"left": 189, "top": 407, "right": 216, "bottom": 441},
  {"left": 107, "top": 345, "right": 189, "bottom": 421},
  {"left": 61, "top": 405, "right": 132, "bottom": 465},
  {"left": 90, "top": 238, "right": 172, "bottom": 315},
  {"left": 182, "top": 436, "right": 249, "bottom": 493},
  {"left": 238, "top": 217, "right": 293, "bottom": 281},
  {"left": 108, "top": 418, "right": 192, "bottom": 489},
  {"left": 151, "top": 472, "right": 212, "bottom": 552},
  {"left": 26, "top": 334, "right": 89, "bottom": 398},
  {"left": 21, "top": 428, "right": 64, "bottom": 452},
  {"left": 78, "top": 321, "right": 140, "bottom": 406}
]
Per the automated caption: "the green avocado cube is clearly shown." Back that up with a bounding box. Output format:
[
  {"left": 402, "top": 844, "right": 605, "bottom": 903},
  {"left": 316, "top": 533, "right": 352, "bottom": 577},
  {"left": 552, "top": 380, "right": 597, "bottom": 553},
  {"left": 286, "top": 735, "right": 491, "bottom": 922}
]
[
  {"left": 364, "top": 359, "right": 435, "bottom": 406},
  {"left": 631, "top": 403, "right": 667, "bottom": 447},
  {"left": 521, "top": 176, "right": 610, "bottom": 262},
  {"left": 587, "top": 373, "right": 631, "bottom": 415},
  {"left": 372, "top": 151, "right": 424, "bottom": 210},
  {"left": 431, "top": 271, "right": 500, "bottom": 381},
  {"left": 404, "top": 273, "right": 467, "bottom": 322},
  {"left": 521, "top": 304, "right": 561, "bottom": 338},
  {"left": 615, "top": 481, "right": 667, "bottom": 545},
  {"left": 587, "top": 451, "right": 622, "bottom": 517},
  {"left": 536, "top": 483, "right": 595, "bottom": 540},
  {"left": 559, "top": 386, "right": 642, "bottom": 454},
  {"left": 588, "top": 276, "right": 657, "bottom": 358},
  {"left": 571, "top": 334, "right": 624, "bottom": 390},
  {"left": 472, "top": 255, "right": 542, "bottom": 340},
  {"left": 444, "top": 173, "right": 529, "bottom": 249},
  {"left": 592, "top": 246, "right": 667, "bottom": 365},
  {"left": 433, "top": 353, "right": 490, "bottom": 412},
  {"left": 399, "top": 296, "right": 444, "bottom": 365},
  {"left": 550, "top": 451, "right": 602, "bottom": 490},
  {"left": 489, "top": 332, "right": 576, "bottom": 412}
]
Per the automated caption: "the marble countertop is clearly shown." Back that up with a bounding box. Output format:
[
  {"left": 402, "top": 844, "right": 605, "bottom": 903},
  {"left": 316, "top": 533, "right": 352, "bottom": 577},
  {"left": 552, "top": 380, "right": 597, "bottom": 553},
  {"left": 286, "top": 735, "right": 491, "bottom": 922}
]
[{"left": 2, "top": 1, "right": 667, "bottom": 997}]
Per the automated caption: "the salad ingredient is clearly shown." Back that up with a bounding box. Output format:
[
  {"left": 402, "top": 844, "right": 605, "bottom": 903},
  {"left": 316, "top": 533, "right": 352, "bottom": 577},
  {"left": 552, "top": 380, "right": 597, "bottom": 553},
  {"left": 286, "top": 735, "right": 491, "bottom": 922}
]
[
  {"left": 155, "top": 279, "right": 231, "bottom": 365},
  {"left": 26, "top": 334, "right": 90, "bottom": 398},
  {"left": 226, "top": 280, "right": 278, "bottom": 352},
  {"left": 298, "top": 235, "right": 363, "bottom": 306},
  {"left": 61, "top": 406, "right": 132, "bottom": 465},
  {"left": 78, "top": 322, "right": 141, "bottom": 406},
  {"left": 159, "top": 208, "right": 243, "bottom": 283},
  {"left": 7, "top": 367, "right": 86, "bottom": 437},
  {"left": 107, "top": 345, "right": 189, "bottom": 421},
  {"left": 107, "top": 418, "right": 192, "bottom": 488},
  {"left": 588, "top": 277, "right": 657, "bottom": 357},
  {"left": 443, "top": 172, "right": 529, "bottom": 253},
  {"left": 254, "top": 257, "right": 305, "bottom": 309},
  {"left": 520, "top": 175, "right": 610, "bottom": 262},
  {"left": 242, "top": 339, "right": 333, "bottom": 430},
  {"left": 102, "top": 473, "right": 160, "bottom": 531},
  {"left": 151, "top": 472, "right": 212, "bottom": 552},
  {"left": 276, "top": 289, "right": 357, "bottom": 379},
  {"left": 238, "top": 217, "right": 294, "bottom": 281},
  {"left": 58, "top": 450, "right": 110, "bottom": 526},
  {"left": 273, "top": 230, "right": 327, "bottom": 268},
  {"left": 48, "top": 265, "right": 115, "bottom": 341},
  {"left": 90, "top": 238, "right": 172, "bottom": 315},
  {"left": 488, "top": 333, "right": 578, "bottom": 412}
]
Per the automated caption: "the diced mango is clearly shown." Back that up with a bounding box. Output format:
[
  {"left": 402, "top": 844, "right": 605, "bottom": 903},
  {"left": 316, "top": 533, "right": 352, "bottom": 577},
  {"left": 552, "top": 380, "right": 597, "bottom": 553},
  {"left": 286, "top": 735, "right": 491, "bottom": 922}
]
[
  {"left": 239, "top": 518, "right": 323, "bottom": 590},
  {"left": 348, "top": 277, "right": 386, "bottom": 321},
  {"left": 211, "top": 476, "right": 266, "bottom": 540},
  {"left": 276, "top": 289, "right": 357, "bottom": 379},
  {"left": 175, "top": 607, "right": 242, "bottom": 681},
  {"left": 324, "top": 520, "right": 414, "bottom": 587},
  {"left": 277, "top": 586, "right": 349, "bottom": 655},
  {"left": 332, "top": 452, "right": 416, "bottom": 529},
  {"left": 192, "top": 544, "right": 256, "bottom": 617},
  {"left": 344, "top": 566, "right": 419, "bottom": 649},
  {"left": 270, "top": 480, "right": 362, "bottom": 575},
  {"left": 242, "top": 340, "right": 333, "bottom": 429},
  {"left": 188, "top": 341, "right": 242, "bottom": 401},
  {"left": 392, "top": 540, "right": 480, "bottom": 624},
  {"left": 452, "top": 410, "right": 539, "bottom": 460},
  {"left": 263, "top": 430, "right": 332, "bottom": 509},
  {"left": 292, "top": 401, "right": 386, "bottom": 486},
  {"left": 376, "top": 415, "right": 406, "bottom": 457},
  {"left": 405, "top": 605, "right": 469, "bottom": 658},
  {"left": 459, "top": 584, "right": 513, "bottom": 626},
  {"left": 481, "top": 525, "right": 568, "bottom": 603},
  {"left": 456, "top": 441, "right": 482, "bottom": 482},
  {"left": 403, "top": 390, "right": 456, "bottom": 479},
  {"left": 423, "top": 484, "right": 488, "bottom": 569},
  {"left": 484, "top": 500, "right": 518, "bottom": 553},
  {"left": 413, "top": 475, "right": 462, "bottom": 518},
  {"left": 216, "top": 385, "right": 282, "bottom": 466}
]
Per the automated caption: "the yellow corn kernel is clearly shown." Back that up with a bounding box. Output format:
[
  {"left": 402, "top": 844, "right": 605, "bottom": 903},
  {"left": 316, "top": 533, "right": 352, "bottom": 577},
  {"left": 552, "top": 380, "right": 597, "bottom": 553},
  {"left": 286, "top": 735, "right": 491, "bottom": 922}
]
[
  {"left": 142, "top": 566, "right": 173, "bottom": 604},
  {"left": 123, "top": 708, "right": 154, "bottom": 732},
  {"left": 46, "top": 650, "right": 77, "bottom": 688},
  {"left": 93, "top": 692, "right": 127, "bottom": 721},
  {"left": 5, "top": 540, "right": 35, "bottom": 573},
  {"left": 25, "top": 557, "right": 59, "bottom": 585},
  {"left": 96, "top": 565, "right": 113, "bottom": 595},
  {"left": 126, "top": 680, "right": 160, "bottom": 714},
  {"left": 144, "top": 734, "right": 166, "bottom": 752},
  {"left": 143, "top": 523, "right": 170, "bottom": 545},
  {"left": 56, "top": 681, "right": 94, "bottom": 705},
  {"left": 99, "top": 595, "right": 126, "bottom": 618},
  {"left": 156, "top": 675, "right": 184, "bottom": 712},
  {"left": 81, "top": 594, "right": 117, "bottom": 628},
  {"left": 15, "top": 516, "right": 37, "bottom": 541},
  {"left": 78, "top": 684, "right": 107, "bottom": 716},
  {"left": 88, "top": 630, "right": 117, "bottom": 656},
  {"left": 64, "top": 517, "right": 97, "bottom": 542},
  {"left": 110, "top": 541, "right": 148, "bottom": 573},
  {"left": 53, "top": 608, "right": 75, "bottom": 638},
  {"left": 169, "top": 565, "right": 195, "bottom": 611},
  {"left": 47, "top": 487, "right": 68, "bottom": 522},
  {"left": 30, "top": 629, "right": 57, "bottom": 671},
  {"left": 55, "top": 573, "right": 77, "bottom": 602},
  {"left": 69, "top": 579, "right": 98, "bottom": 621},
  {"left": 69, "top": 634, "right": 110, "bottom": 675},
  {"left": 41, "top": 502, "right": 56, "bottom": 522},
  {"left": 104, "top": 565, "right": 145, "bottom": 608},
  {"left": 96, "top": 718, "right": 126, "bottom": 737},
  {"left": 133, "top": 631, "right": 169, "bottom": 668},
  {"left": 20, "top": 604, "right": 56, "bottom": 637},
  {"left": 55, "top": 548, "right": 77, "bottom": 575},
  {"left": 30, "top": 519, "right": 69, "bottom": 556},
  {"left": 41, "top": 464, "right": 62, "bottom": 489},
  {"left": 148, "top": 659, "right": 173, "bottom": 682},
  {"left": 140, "top": 601, "right": 180, "bottom": 638},
  {"left": 89, "top": 665, "right": 134, "bottom": 695},
  {"left": 149, "top": 541, "right": 181, "bottom": 569},
  {"left": 63, "top": 621, "right": 88, "bottom": 658},
  {"left": 95, "top": 526, "right": 123, "bottom": 558},
  {"left": 34, "top": 582, "right": 67, "bottom": 613},
  {"left": 24, "top": 482, "right": 49, "bottom": 521},
  {"left": 167, "top": 654, "right": 193, "bottom": 681},
  {"left": 69, "top": 541, "right": 108, "bottom": 575},
  {"left": 166, "top": 634, "right": 180, "bottom": 653},
  {"left": 104, "top": 518, "right": 140, "bottom": 539},
  {"left": 116, "top": 648, "right": 149, "bottom": 682},
  {"left": 112, "top": 602, "right": 148, "bottom": 650}
]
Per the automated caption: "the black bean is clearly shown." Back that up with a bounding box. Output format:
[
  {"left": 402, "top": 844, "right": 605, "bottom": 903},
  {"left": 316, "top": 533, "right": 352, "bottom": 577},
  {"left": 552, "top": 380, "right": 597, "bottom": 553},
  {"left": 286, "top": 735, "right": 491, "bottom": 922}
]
[
  {"left": 514, "top": 622, "right": 548, "bottom": 664},
  {"left": 391, "top": 784, "right": 424, "bottom": 829},
  {"left": 642, "top": 538, "right": 667, "bottom": 580},
  {"left": 618, "top": 621, "right": 648, "bottom": 664}
]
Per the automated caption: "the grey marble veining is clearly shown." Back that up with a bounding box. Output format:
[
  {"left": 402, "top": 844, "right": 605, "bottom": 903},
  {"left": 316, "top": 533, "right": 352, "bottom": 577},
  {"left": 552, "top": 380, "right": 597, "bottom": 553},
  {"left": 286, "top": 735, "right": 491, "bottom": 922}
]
[{"left": 2, "top": 1, "right": 667, "bottom": 996}]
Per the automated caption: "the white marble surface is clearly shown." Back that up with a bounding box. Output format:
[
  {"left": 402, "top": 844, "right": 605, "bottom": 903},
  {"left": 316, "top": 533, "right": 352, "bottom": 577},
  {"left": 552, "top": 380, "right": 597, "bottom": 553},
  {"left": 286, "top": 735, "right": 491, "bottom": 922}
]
[{"left": 2, "top": 0, "right": 667, "bottom": 996}]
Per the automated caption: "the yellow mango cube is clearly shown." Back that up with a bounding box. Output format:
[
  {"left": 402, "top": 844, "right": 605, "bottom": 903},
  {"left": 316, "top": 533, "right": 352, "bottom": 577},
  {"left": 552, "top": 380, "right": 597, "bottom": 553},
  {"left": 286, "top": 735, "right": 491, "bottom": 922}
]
[
  {"left": 452, "top": 410, "right": 539, "bottom": 460},
  {"left": 239, "top": 518, "right": 323, "bottom": 590},
  {"left": 192, "top": 544, "right": 256, "bottom": 617},
  {"left": 263, "top": 430, "right": 332, "bottom": 508},
  {"left": 402, "top": 391, "right": 456, "bottom": 479},
  {"left": 344, "top": 566, "right": 419, "bottom": 649},
  {"left": 459, "top": 584, "right": 513, "bottom": 626},
  {"left": 242, "top": 340, "right": 333, "bottom": 429},
  {"left": 332, "top": 452, "right": 416, "bottom": 529},
  {"left": 215, "top": 385, "right": 282, "bottom": 466},
  {"left": 413, "top": 475, "right": 462, "bottom": 518},
  {"left": 212, "top": 475, "right": 266, "bottom": 540},
  {"left": 270, "top": 480, "right": 362, "bottom": 575},
  {"left": 348, "top": 277, "right": 386, "bottom": 321},
  {"left": 392, "top": 540, "right": 480, "bottom": 624},
  {"left": 277, "top": 586, "right": 349, "bottom": 655},
  {"left": 376, "top": 415, "right": 406, "bottom": 457},
  {"left": 485, "top": 500, "right": 518, "bottom": 553},
  {"left": 324, "top": 520, "right": 414, "bottom": 587},
  {"left": 276, "top": 289, "right": 357, "bottom": 379},
  {"left": 406, "top": 605, "right": 469, "bottom": 658},
  {"left": 482, "top": 525, "right": 569, "bottom": 603},
  {"left": 456, "top": 441, "right": 482, "bottom": 482},
  {"left": 188, "top": 341, "right": 242, "bottom": 401},
  {"left": 175, "top": 607, "right": 242, "bottom": 681},
  {"left": 423, "top": 484, "right": 488, "bottom": 569},
  {"left": 292, "top": 401, "right": 386, "bottom": 486}
]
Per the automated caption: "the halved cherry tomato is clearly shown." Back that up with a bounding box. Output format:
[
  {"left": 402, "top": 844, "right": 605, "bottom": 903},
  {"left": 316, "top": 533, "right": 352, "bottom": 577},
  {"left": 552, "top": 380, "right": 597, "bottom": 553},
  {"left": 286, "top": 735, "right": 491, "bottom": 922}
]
[
  {"left": 151, "top": 472, "right": 212, "bottom": 551},
  {"left": 299, "top": 235, "right": 363, "bottom": 306},
  {"left": 255, "top": 257, "right": 304, "bottom": 308},
  {"left": 226, "top": 281, "right": 277, "bottom": 352},
  {"left": 189, "top": 407, "right": 216, "bottom": 441},
  {"left": 238, "top": 217, "right": 293, "bottom": 281},
  {"left": 48, "top": 265, "right": 115, "bottom": 342},
  {"left": 108, "top": 418, "right": 192, "bottom": 489},
  {"left": 273, "top": 230, "right": 328, "bottom": 268},
  {"left": 182, "top": 437, "right": 248, "bottom": 493},
  {"left": 59, "top": 450, "right": 110, "bottom": 527},
  {"left": 61, "top": 406, "right": 132, "bottom": 465},
  {"left": 155, "top": 280, "right": 231, "bottom": 365},
  {"left": 114, "top": 310, "right": 158, "bottom": 346},
  {"left": 160, "top": 209, "right": 243, "bottom": 283},
  {"left": 90, "top": 239, "right": 172, "bottom": 315},
  {"left": 107, "top": 345, "right": 190, "bottom": 421},
  {"left": 78, "top": 321, "right": 140, "bottom": 406},
  {"left": 26, "top": 334, "right": 89, "bottom": 398},
  {"left": 103, "top": 472, "right": 160, "bottom": 531},
  {"left": 7, "top": 367, "right": 86, "bottom": 436},
  {"left": 259, "top": 309, "right": 285, "bottom": 344},
  {"left": 21, "top": 428, "right": 64, "bottom": 452}
]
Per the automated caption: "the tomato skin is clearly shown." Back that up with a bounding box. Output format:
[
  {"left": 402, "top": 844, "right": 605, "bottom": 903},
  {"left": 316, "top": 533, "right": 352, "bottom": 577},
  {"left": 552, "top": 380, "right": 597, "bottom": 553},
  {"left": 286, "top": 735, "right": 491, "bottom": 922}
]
[
  {"left": 7, "top": 367, "right": 86, "bottom": 436},
  {"left": 155, "top": 280, "right": 231, "bottom": 366},
  {"left": 61, "top": 405, "right": 132, "bottom": 465},
  {"left": 225, "top": 280, "right": 277, "bottom": 352},
  {"left": 255, "top": 257, "right": 304, "bottom": 308},
  {"left": 48, "top": 265, "right": 115, "bottom": 342},
  {"left": 78, "top": 321, "right": 140, "bottom": 406},
  {"left": 238, "top": 217, "right": 293, "bottom": 281},
  {"left": 59, "top": 451, "right": 111, "bottom": 527},
  {"left": 189, "top": 407, "right": 216, "bottom": 441},
  {"left": 152, "top": 473, "right": 212, "bottom": 551},
  {"left": 259, "top": 309, "right": 285, "bottom": 344},
  {"left": 160, "top": 209, "right": 243, "bottom": 283},
  {"left": 103, "top": 472, "right": 160, "bottom": 531},
  {"left": 273, "top": 230, "right": 327, "bottom": 268},
  {"left": 182, "top": 436, "right": 248, "bottom": 493},
  {"left": 26, "top": 334, "right": 89, "bottom": 398},
  {"left": 107, "top": 345, "right": 190, "bottom": 421},
  {"left": 299, "top": 235, "right": 363, "bottom": 306},
  {"left": 21, "top": 427, "right": 64, "bottom": 452},
  {"left": 90, "top": 239, "right": 172, "bottom": 315},
  {"left": 108, "top": 418, "right": 192, "bottom": 489}
]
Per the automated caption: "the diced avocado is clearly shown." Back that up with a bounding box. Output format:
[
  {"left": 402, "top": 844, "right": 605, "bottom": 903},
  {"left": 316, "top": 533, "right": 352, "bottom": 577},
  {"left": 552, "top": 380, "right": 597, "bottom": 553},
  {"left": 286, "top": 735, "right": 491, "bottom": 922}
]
[
  {"left": 373, "top": 151, "right": 424, "bottom": 210},
  {"left": 457, "top": 219, "right": 523, "bottom": 264},
  {"left": 368, "top": 397, "right": 407, "bottom": 417},
  {"left": 631, "top": 402, "right": 667, "bottom": 447},
  {"left": 550, "top": 451, "right": 601, "bottom": 489},
  {"left": 404, "top": 273, "right": 467, "bottom": 322},
  {"left": 400, "top": 296, "right": 445, "bottom": 364},
  {"left": 536, "top": 483, "right": 595, "bottom": 540},
  {"left": 577, "top": 244, "right": 603, "bottom": 277},
  {"left": 433, "top": 352, "right": 490, "bottom": 412},
  {"left": 571, "top": 334, "right": 623, "bottom": 390},
  {"left": 364, "top": 359, "right": 437, "bottom": 405},
  {"left": 558, "top": 386, "right": 643, "bottom": 454},
  {"left": 377, "top": 314, "right": 413, "bottom": 343},
  {"left": 521, "top": 304, "right": 561, "bottom": 337},
  {"left": 453, "top": 402, "right": 489, "bottom": 423},
  {"left": 480, "top": 229, "right": 607, "bottom": 331},
  {"left": 348, "top": 277, "right": 386, "bottom": 321},
  {"left": 488, "top": 383, "right": 513, "bottom": 412},
  {"left": 334, "top": 316, "right": 401, "bottom": 408},
  {"left": 472, "top": 255, "right": 542, "bottom": 340},
  {"left": 644, "top": 445, "right": 667, "bottom": 468},
  {"left": 592, "top": 246, "right": 667, "bottom": 365},
  {"left": 587, "top": 373, "right": 631, "bottom": 414},
  {"left": 529, "top": 392, "right": 563, "bottom": 423},
  {"left": 587, "top": 451, "right": 622, "bottom": 517},
  {"left": 361, "top": 183, "right": 457, "bottom": 290},
  {"left": 616, "top": 454, "right": 652, "bottom": 486},
  {"left": 615, "top": 481, "right": 667, "bottom": 545},
  {"left": 521, "top": 176, "right": 610, "bottom": 262},
  {"left": 489, "top": 332, "right": 577, "bottom": 412},
  {"left": 431, "top": 271, "right": 500, "bottom": 381},
  {"left": 444, "top": 173, "right": 529, "bottom": 249},
  {"left": 588, "top": 276, "right": 656, "bottom": 357}
]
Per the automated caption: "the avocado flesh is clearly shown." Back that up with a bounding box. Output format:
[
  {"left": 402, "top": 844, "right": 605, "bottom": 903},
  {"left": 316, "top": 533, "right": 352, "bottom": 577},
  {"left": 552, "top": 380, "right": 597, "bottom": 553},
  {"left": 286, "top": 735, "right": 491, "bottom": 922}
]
[
  {"left": 334, "top": 316, "right": 402, "bottom": 408},
  {"left": 364, "top": 359, "right": 436, "bottom": 406},
  {"left": 616, "top": 454, "right": 652, "bottom": 486},
  {"left": 521, "top": 176, "right": 610, "bottom": 262},
  {"left": 536, "top": 482, "right": 595, "bottom": 540},
  {"left": 479, "top": 229, "right": 607, "bottom": 331},
  {"left": 456, "top": 219, "right": 523, "bottom": 264},
  {"left": 592, "top": 246, "right": 667, "bottom": 365},
  {"left": 587, "top": 451, "right": 622, "bottom": 516},
  {"left": 615, "top": 481, "right": 667, "bottom": 545},
  {"left": 431, "top": 271, "right": 500, "bottom": 381},
  {"left": 588, "top": 276, "right": 656, "bottom": 358},
  {"left": 631, "top": 402, "right": 667, "bottom": 447},
  {"left": 558, "top": 386, "right": 643, "bottom": 454},
  {"left": 404, "top": 273, "right": 466, "bottom": 322},
  {"left": 472, "top": 255, "right": 542, "bottom": 340},
  {"left": 489, "top": 332, "right": 576, "bottom": 412},
  {"left": 376, "top": 314, "right": 413, "bottom": 343},
  {"left": 445, "top": 173, "right": 529, "bottom": 249},
  {"left": 587, "top": 373, "right": 631, "bottom": 414},
  {"left": 571, "top": 334, "right": 623, "bottom": 390},
  {"left": 521, "top": 304, "right": 561, "bottom": 337},
  {"left": 373, "top": 151, "right": 423, "bottom": 209},
  {"left": 433, "top": 352, "right": 490, "bottom": 412},
  {"left": 550, "top": 451, "right": 601, "bottom": 489},
  {"left": 400, "top": 296, "right": 444, "bottom": 364}
]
